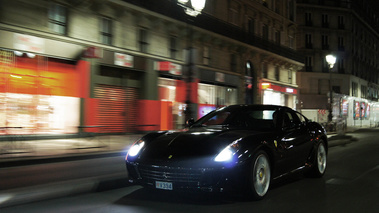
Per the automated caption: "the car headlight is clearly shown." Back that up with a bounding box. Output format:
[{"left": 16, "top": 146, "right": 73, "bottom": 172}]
[
  {"left": 214, "top": 139, "right": 241, "bottom": 162},
  {"left": 214, "top": 147, "right": 234, "bottom": 162},
  {"left": 126, "top": 139, "right": 145, "bottom": 160}
]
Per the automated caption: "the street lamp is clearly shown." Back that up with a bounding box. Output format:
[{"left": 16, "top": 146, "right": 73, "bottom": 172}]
[
  {"left": 178, "top": 0, "right": 206, "bottom": 17},
  {"left": 177, "top": 0, "right": 206, "bottom": 124},
  {"left": 326, "top": 54, "right": 336, "bottom": 123}
]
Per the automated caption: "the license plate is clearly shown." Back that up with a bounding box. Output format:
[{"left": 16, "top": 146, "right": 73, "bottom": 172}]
[{"left": 155, "top": 181, "right": 173, "bottom": 190}]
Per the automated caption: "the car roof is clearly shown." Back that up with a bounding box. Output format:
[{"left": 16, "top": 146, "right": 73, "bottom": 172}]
[{"left": 221, "top": 104, "right": 293, "bottom": 111}]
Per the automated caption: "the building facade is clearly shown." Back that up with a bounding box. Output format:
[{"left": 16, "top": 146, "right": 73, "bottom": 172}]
[
  {"left": 296, "top": 0, "right": 379, "bottom": 128},
  {"left": 0, "top": 0, "right": 302, "bottom": 135}
]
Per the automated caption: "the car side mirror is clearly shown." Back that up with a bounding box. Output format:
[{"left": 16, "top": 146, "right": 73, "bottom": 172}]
[{"left": 186, "top": 118, "right": 195, "bottom": 127}]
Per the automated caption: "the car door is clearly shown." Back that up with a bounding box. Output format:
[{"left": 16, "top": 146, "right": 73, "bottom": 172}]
[{"left": 277, "top": 110, "right": 312, "bottom": 172}]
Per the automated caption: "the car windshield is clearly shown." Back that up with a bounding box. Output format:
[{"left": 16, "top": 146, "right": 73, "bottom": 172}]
[{"left": 193, "top": 108, "right": 277, "bottom": 131}]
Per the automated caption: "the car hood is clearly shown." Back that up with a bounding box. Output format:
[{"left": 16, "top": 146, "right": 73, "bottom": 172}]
[{"left": 138, "top": 126, "right": 269, "bottom": 164}]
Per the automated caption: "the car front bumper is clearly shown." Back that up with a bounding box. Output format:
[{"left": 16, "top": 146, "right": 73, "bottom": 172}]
[{"left": 126, "top": 161, "right": 248, "bottom": 193}]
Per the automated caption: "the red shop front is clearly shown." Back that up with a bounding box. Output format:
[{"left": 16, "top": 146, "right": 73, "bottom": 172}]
[{"left": 0, "top": 49, "right": 89, "bottom": 135}]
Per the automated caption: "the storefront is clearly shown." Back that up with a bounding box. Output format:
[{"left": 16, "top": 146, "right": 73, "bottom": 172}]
[
  {"left": 85, "top": 51, "right": 142, "bottom": 134},
  {"left": 261, "top": 82, "right": 298, "bottom": 109},
  {"left": 0, "top": 49, "right": 83, "bottom": 134},
  {"left": 198, "top": 69, "right": 239, "bottom": 119}
]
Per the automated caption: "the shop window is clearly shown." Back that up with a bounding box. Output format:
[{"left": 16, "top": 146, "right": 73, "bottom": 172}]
[
  {"left": 100, "top": 17, "right": 112, "bottom": 45},
  {"left": 139, "top": 29, "right": 148, "bottom": 53},
  {"left": 48, "top": 3, "right": 67, "bottom": 35},
  {"left": 198, "top": 83, "right": 237, "bottom": 106},
  {"left": 169, "top": 36, "right": 177, "bottom": 59}
]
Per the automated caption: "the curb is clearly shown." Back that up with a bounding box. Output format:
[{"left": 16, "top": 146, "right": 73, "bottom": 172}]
[{"left": 0, "top": 173, "right": 129, "bottom": 208}]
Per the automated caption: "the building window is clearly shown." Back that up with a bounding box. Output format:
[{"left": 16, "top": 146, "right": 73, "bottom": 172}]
[
  {"left": 262, "top": 63, "right": 268, "bottom": 78},
  {"left": 262, "top": 24, "right": 269, "bottom": 40},
  {"left": 169, "top": 36, "right": 177, "bottom": 59},
  {"left": 48, "top": 3, "right": 67, "bottom": 35},
  {"left": 338, "top": 58, "right": 345, "bottom": 74},
  {"left": 275, "top": 31, "right": 281, "bottom": 45},
  {"left": 203, "top": 46, "right": 210, "bottom": 65},
  {"left": 288, "top": 70, "right": 292, "bottom": 84},
  {"left": 230, "top": 54, "right": 237, "bottom": 72},
  {"left": 248, "top": 18, "right": 255, "bottom": 35},
  {"left": 305, "top": 56, "right": 312, "bottom": 72},
  {"left": 322, "top": 14, "right": 329, "bottom": 28},
  {"left": 289, "top": 35, "right": 294, "bottom": 49},
  {"left": 229, "top": 8, "right": 239, "bottom": 25},
  {"left": 338, "top": 36, "right": 345, "bottom": 51},
  {"left": 289, "top": 0, "right": 295, "bottom": 21},
  {"left": 139, "top": 29, "right": 148, "bottom": 53},
  {"left": 305, "top": 12, "right": 312, "bottom": 26},
  {"left": 305, "top": 34, "right": 312, "bottom": 49},
  {"left": 338, "top": 15, "right": 345, "bottom": 29},
  {"left": 322, "top": 35, "right": 329, "bottom": 50},
  {"left": 275, "top": 66, "right": 280, "bottom": 81},
  {"left": 361, "top": 85, "right": 367, "bottom": 98},
  {"left": 352, "top": 82, "right": 358, "bottom": 97},
  {"left": 100, "top": 17, "right": 112, "bottom": 45}
]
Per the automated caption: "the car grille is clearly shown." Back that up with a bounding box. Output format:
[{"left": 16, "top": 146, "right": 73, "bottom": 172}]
[{"left": 137, "top": 164, "right": 210, "bottom": 186}]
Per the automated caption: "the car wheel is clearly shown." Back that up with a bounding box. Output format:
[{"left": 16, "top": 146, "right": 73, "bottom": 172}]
[
  {"left": 248, "top": 150, "right": 271, "bottom": 200},
  {"left": 308, "top": 140, "right": 327, "bottom": 177}
]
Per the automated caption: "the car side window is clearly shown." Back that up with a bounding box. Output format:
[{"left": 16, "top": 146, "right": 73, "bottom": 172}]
[{"left": 283, "top": 111, "right": 302, "bottom": 128}]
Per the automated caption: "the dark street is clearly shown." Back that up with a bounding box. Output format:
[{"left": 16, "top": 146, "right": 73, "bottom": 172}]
[{"left": 1, "top": 130, "right": 378, "bottom": 213}]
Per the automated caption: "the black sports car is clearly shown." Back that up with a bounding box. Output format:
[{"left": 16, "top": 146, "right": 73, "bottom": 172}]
[{"left": 125, "top": 105, "right": 328, "bottom": 199}]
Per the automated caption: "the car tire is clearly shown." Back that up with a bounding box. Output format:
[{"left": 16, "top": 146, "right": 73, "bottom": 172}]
[
  {"left": 307, "top": 140, "right": 327, "bottom": 178},
  {"left": 247, "top": 150, "right": 271, "bottom": 200}
]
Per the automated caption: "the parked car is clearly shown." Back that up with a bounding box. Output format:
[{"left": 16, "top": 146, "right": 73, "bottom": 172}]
[{"left": 125, "top": 104, "right": 328, "bottom": 199}]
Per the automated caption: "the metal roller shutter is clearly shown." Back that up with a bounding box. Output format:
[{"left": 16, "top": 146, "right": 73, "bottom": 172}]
[{"left": 95, "top": 85, "right": 138, "bottom": 133}]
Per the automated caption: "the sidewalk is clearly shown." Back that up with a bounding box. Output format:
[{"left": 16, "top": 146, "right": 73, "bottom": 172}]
[{"left": 0, "top": 134, "right": 143, "bottom": 165}]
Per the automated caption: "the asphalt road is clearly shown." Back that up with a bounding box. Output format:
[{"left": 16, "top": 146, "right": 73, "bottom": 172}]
[{"left": 1, "top": 130, "right": 378, "bottom": 213}]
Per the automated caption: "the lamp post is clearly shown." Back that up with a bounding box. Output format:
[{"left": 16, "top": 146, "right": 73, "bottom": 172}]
[
  {"left": 326, "top": 54, "right": 336, "bottom": 123},
  {"left": 177, "top": 0, "right": 206, "bottom": 124}
]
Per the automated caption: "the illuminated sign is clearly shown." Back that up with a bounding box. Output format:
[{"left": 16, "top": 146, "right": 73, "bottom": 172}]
[
  {"left": 261, "top": 83, "right": 271, "bottom": 90},
  {"left": 261, "top": 82, "right": 297, "bottom": 94},
  {"left": 83, "top": 46, "right": 103, "bottom": 58},
  {"left": 155, "top": 61, "right": 182, "bottom": 75},
  {"left": 14, "top": 33, "right": 45, "bottom": 54},
  {"left": 286, "top": 88, "right": 294, "bottom": 93},
  {"left": 115, "top": 53, "right": 133, "bottom": 67}
]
